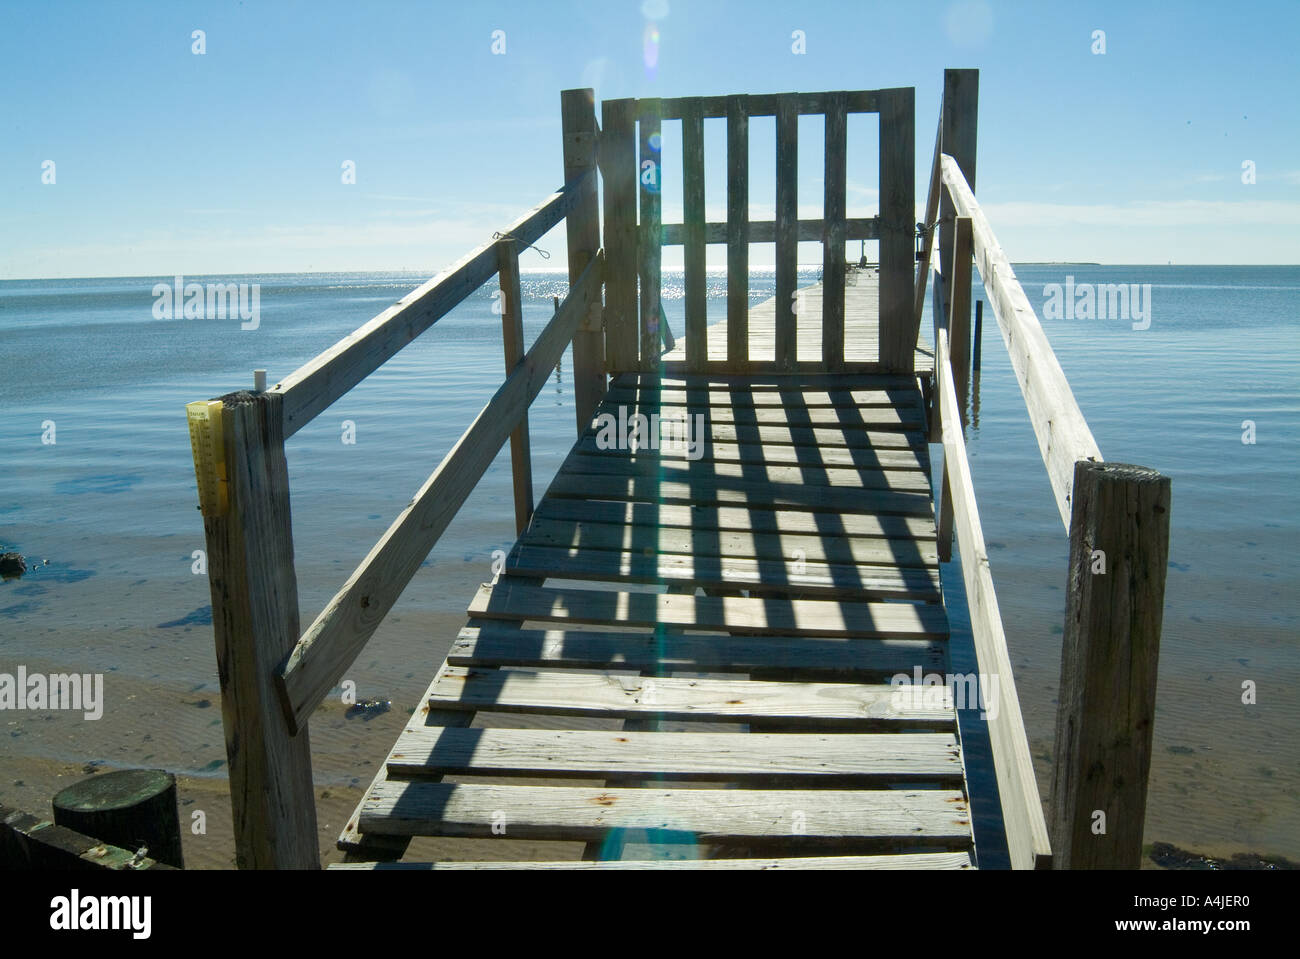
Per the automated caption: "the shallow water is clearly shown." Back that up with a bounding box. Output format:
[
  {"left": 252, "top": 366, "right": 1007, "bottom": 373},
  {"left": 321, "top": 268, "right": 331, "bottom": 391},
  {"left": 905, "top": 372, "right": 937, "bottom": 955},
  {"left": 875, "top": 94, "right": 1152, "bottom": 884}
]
[{"left": 1, "top": 264, "right": 1296, "bottom": 863}]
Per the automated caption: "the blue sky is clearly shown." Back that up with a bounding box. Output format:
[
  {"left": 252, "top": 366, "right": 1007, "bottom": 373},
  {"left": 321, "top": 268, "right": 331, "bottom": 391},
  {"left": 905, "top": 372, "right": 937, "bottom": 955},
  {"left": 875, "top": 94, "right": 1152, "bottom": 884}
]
[{"left": 2, "top": 0, "right": 1297, "bottom": 278}]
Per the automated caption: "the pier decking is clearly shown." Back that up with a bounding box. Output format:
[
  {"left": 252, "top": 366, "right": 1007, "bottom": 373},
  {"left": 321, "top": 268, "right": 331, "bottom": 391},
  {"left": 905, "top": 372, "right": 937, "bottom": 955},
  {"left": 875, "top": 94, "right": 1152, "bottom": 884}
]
[
  {"left": 186, "top": 71, "right": 1171, "bottom": 870},
  {"left": 661, "top": 266, "right": 934, "bottom": 372},
  {"left": 336, "top": 284, "right": 965, "bottom": 866}
]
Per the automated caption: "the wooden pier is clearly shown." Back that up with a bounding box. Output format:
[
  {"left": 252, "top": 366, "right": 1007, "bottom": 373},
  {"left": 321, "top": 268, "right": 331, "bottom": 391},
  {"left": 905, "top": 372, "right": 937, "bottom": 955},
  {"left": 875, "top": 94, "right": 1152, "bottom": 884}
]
[{"left": 186, "top": 71, "right": 1171, "bottom": 870}]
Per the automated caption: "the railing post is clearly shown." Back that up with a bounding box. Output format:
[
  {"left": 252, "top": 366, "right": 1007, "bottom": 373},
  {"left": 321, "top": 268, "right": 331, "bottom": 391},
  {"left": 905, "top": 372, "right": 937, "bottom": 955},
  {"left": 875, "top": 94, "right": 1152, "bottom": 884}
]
[
  {"left": 1051, "top": 461, "right": 1171, "bottom": 868},
  {"left": 726, "top": 95, "right": 750, "bottom": 371},
  {"left": 561, "top": 88, "right": 604, "bottom": 431},
  {"left": 497, "top": 238, "right": 534, "bottom": 535},
  {"left": 939, "top": 69, "right": 978, "bottom": 315},
  {"left": 948, "top": 216, "right": 973, "bottom": 428},
  {"left": 822, "top": 91, "right": 848, "bottom": 370},
  {"left": 637, "top": 98, "right": 663, "bottom": 372},
  {"left": 774, "top": 95, "right": 798, "bottom": 371},
  {"left": 877, "top": 86, "right": 915, "bottom": 371},
  {"left": 601, "top": 98, "right": 639, "bottom": 373},
  {"left": 935, "top": 215, "right": 971, "bottom": 563},
  {"left": 190, "top": 391, "right": 319, "bottom": 869}
]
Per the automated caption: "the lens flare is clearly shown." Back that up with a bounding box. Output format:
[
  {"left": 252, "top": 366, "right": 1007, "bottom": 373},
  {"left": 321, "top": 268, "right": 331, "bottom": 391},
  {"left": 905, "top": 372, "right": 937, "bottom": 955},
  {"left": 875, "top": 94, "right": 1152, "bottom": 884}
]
[{"left": 643, "top": 23, "right": 660, "bottom": 76}]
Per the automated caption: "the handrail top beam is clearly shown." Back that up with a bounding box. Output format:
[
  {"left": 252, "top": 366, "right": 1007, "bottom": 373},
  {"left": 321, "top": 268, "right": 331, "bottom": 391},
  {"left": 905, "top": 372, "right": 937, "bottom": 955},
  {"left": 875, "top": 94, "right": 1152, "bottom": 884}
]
[
  {"left": 269, "top": 169, "right": 593, "bottom": 439},
  {"left": 939, "top": 153, "right": 1102, "bottom": 531},
  {"left": 621, "top": 88, "right": 904, "bottom": 122}
]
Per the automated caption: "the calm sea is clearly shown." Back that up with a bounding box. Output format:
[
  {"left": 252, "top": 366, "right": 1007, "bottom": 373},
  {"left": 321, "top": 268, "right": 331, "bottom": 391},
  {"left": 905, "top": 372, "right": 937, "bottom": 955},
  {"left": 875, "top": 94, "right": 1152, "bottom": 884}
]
[{"left": 1, "top": 265, "right": 1296, "bottom": 864}]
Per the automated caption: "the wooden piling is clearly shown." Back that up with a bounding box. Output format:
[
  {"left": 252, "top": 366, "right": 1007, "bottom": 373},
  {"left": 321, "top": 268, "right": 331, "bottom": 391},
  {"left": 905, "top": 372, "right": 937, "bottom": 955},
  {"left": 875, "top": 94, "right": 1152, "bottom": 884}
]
[
  {"left": 201, "top": 390, "right": 319, "bottom": 869},
  {"left": 52, "top": 769, "right": 184, "bottom": 869},
  {"left": 938, "top": 70, "right": 978, "bottom": 320},
  {"left": 1050, "top": 461, "right": 1171, "bottom": 869}
]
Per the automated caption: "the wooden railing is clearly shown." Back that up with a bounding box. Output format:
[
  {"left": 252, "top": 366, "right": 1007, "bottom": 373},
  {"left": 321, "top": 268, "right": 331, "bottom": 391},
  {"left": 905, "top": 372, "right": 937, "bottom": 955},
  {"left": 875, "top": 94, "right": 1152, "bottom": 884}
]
[
  {"left": 600, "top": 88, "right": 916, "bottom": 374},
  {"left": 185, "top": 90, "right": 605, "bottom": 868},
  {"left": 923, "top": 69, "right": 1172, "bottom": 869}
]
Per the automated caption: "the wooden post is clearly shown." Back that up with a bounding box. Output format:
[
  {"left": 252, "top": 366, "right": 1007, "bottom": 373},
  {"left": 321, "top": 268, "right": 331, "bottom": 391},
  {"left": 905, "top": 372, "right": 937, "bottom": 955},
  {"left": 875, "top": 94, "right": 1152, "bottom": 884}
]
[
  {"left": 971, "top": 300, "right": 983, "bottom": 428},
  {"left": 682, "top": 99, "right": 707, "bottom": 372},
  {"left": 52, "top": 769, "right": 184, "bottom": 868},
  {"left": 561, "top": 88, "right": 604, "bottom": 431},
  {"left": 497, "top": 238, "right": 534, "bottom": 535},
  {"left": 726, "top": 95, "right": 750, "bottom": 371},
  {"left": 877, "top": 86, "right": 915, "bottom": 371},
  {"left": 948, "top": 216, "right": 973, "bottom": 428},
  {"left": 822, "top": 91, "right": 847, "bottom": 370},
  {"left": 774, "top": 94, "right": 798, "bottom": 371},
  {"left": 198, "top": 390, "right": 319, "bottom": 869},
  {"left": 601, "top": 98, "right": 639, "bottom": 373},
  {"left": 939, "top": 69, "right": 978, "bottom": 319},
  {"left": 638, "top": 98, "right": 663, "bottom": 371},
  {"left": 936, "top": 216, "right": 971, "bottom": 563},
  {"left": 1050, "top": 461, "right": 1171, "bottom": 869}
]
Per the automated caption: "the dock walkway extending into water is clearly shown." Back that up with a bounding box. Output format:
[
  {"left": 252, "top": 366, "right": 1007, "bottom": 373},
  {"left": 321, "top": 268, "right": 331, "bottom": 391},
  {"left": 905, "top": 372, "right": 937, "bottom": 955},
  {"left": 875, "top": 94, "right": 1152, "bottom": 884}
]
[{"left": 186, "top": 71, "right": 1171, "bottom": 870}]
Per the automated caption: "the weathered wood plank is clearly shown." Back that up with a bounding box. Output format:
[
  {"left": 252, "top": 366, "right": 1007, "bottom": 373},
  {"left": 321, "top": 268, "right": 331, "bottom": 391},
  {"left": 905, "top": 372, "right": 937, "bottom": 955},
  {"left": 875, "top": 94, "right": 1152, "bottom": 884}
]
[
  {"left": 913, "top": 109, "right": 943, "bottom": 332},
  {"left": 936, "top": 328, "right": 1052, "bottom": 870},
  {"left": 386, "top": 727, "right": 963, "bottom": 781},
  {"left": 823, "top": 91, "right": 847, "bottom": 367},
  {"left": 542, "top": 470, "right": 935, "bottom": 516},
  {"left": 602, "top": 381, "right": 922, "bottom": 410},
  {"left": 601, "top": 98, "right": 640, "bottom": 371},
  {"left": 505, "top": 542, "right": 940, "bottom": 599},
  {"left": 277, "top": 254, "right": 604, "bottom": 732},
  {"left": 1050, "top": 460, "right": 1171, "bottom": 869},
  {"left": 574, "top": 432, "right": 927, "bottom": 471},
  {"left": 562, "top": 88, "right": 606, "bottom": 433},
  {"left": 497, "top": 240, "right": 533, "bottom": 535},
  {"left": 939, "top": 69, "right": 978, "bottom": 317},
  {"left": 727, "top": 94, "right": 750, "bottom": 368},
  {"left": 449, "top": 623, "right": 948, "bottom": 676},
  {"left": 530, "top": 496, "right": 936, "bottom": 541},
  {"left": 877, "top": 86, "right": 915, "bottom": 371},
  {"left": 638, "top": 98, "right": 663, "bottom": 370},
  {"left": 640, "top": 91, "right": 883, "bottom": 122},
  {"left": 682, "top": 99, "right": 707, "bottom": 372},
  {"left": 361, "top": 780, "right": 970, "bottom": 843},
  {"left": 936, "top": 216, "right": 972, "bottom": 563},
  {"left": 661, "top": 216, "right": 878, "bottom": 246},
  {"left": 612, "top": 371, "right": 917, "bottom": 392},
  {"left": 774, "top": 94, "right": 798, "bottom": 369},
  {"left": 519, "top": 515, "right": 938, "bottom": 569},
  {"left": 559, "top": 453, "right": 932, "bottom": 493},
  {"left": 588, "top": 400, "right": 923, "bottom": 430},
  {"left": 941, "top": 154, "right": 1102, "bottom": 529},
  {"left": 467, "top": 583, "right": 948, "bottom": 638},
  {"left": 431, "top": 666, "right": 954, "bottom": 727},
  {"left": 272, "top": 171, "right": 591, "bottom": 438}
]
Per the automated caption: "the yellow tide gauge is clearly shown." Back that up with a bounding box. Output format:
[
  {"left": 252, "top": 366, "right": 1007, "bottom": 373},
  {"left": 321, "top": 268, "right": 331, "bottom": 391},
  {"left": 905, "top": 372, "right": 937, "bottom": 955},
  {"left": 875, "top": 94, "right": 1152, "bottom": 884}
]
[{"left": 186, "top": 400, "right": 229, "bottom": 517}]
